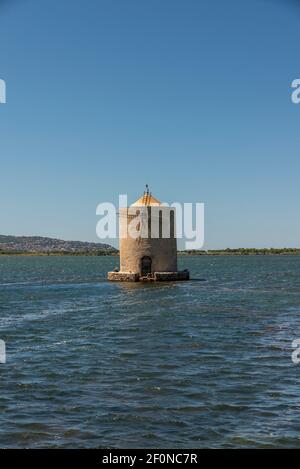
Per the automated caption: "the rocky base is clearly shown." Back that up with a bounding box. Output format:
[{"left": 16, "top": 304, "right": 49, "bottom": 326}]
[
  {"left": 108, "top": 272, "right": 140, "bottom": 282},
  {"left": 154, "top": 270, "right": 190, "bottom": 281},
  {"left": 107, "top": 270, "right": 189, "bottom": 282}
]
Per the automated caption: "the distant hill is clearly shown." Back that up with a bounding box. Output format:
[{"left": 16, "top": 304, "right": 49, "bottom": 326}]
[{"left": 0, "top": 235, "right": 117, "bottom": 254}]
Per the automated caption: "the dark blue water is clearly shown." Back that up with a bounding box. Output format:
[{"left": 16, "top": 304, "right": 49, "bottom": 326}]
[{"left": 1, "top": 255, "right": 300, "bottom": 448}]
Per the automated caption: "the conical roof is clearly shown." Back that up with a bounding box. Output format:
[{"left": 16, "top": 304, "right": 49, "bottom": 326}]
[{"left": 131, "top": 187, "right": 161, "bottom": 206}]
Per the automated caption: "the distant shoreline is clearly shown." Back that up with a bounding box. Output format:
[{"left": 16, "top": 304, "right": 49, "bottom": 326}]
[
  {"left": 178, "top": 248, "right": 300, "bottom": 256},
  {"left": 2, "top": 235, "right": 299, "bottom": 256},
  {"left": 1, "top": 248, "right": 300, "bottom": 256}
]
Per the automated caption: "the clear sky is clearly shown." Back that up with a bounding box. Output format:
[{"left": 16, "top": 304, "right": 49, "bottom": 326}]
[{"left": 0, "top": 0, "right": 299, "bottom": 249}]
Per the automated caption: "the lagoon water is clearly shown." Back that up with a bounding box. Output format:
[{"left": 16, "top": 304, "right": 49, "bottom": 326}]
[{"left": 1, "top": 255, "right": 300, "bottom": 448}]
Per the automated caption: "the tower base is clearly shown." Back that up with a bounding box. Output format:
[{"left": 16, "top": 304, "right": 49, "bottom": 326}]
[{"left": 107, "top": 271, "right": 189, "bottom": 282}]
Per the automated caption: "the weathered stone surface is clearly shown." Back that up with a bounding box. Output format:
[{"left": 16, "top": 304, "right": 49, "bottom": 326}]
[
  {"left": 108, "top": 270, "right": 190, "bottom": 282},
  {"left": 154, "top": 271, "right": 190, "bottom": 281},
  {"left": 107, "top": 193, "right": 190, "bottom": 282},
  {"left": 119, "top": 207, "right": 177, "bottom": 274},
  {"left": 107, "top": 272, "right": 140, "bottom": 282}
]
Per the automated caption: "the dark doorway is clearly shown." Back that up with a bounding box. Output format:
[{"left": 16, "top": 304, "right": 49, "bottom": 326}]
[{"left": 141, "top": 256, "right": 152, "bottom": 276}]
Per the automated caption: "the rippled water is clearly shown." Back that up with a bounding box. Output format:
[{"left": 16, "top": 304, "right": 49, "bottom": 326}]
[{"left": 1, "top": 255, "right": 300, "bottom": 448}]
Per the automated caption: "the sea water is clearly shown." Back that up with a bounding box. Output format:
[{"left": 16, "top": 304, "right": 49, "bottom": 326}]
[{"left": 0, "top": 255, "right": 300, "bottom": 448}]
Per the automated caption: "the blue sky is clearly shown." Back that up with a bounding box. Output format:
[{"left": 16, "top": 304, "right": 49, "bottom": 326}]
[{"left": 0, "top": 0, "right": 299, "bottom": 249}]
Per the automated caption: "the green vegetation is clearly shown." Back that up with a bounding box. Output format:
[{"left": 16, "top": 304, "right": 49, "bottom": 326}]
[
  {"left": 178, "top": 248, "right": 300, "bottom": 256},
  {"left": 1, "top": 248, "right": 300, "bottom": 256},
  {"left": 0, "top": 234, "right": 117, "bottom": 255}
]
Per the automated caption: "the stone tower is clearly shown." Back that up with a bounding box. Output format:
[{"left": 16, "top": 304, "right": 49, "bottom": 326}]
[{"left": 108, "top": 187, "right": 189, "bottom": 282}]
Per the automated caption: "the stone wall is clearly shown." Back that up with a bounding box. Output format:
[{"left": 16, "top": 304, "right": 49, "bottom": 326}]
[{"left": 119, "top": 207, "right": 177, "bottom": 274}]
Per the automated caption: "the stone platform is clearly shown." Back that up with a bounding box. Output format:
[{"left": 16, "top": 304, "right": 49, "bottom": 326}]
[
  {"left": 154, "top": 271, "right": 189, "bottom": 281},
  {"left": 107, "top": 272, "right": 140, "bottom": 282},
  {"left": 107, "top": 271, "right": 189, "bottom": 282}
]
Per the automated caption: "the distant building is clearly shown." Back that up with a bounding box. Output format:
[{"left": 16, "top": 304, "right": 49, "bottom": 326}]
[{"left": 108, "top": 187, "right": 189, "bottom": 282}]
